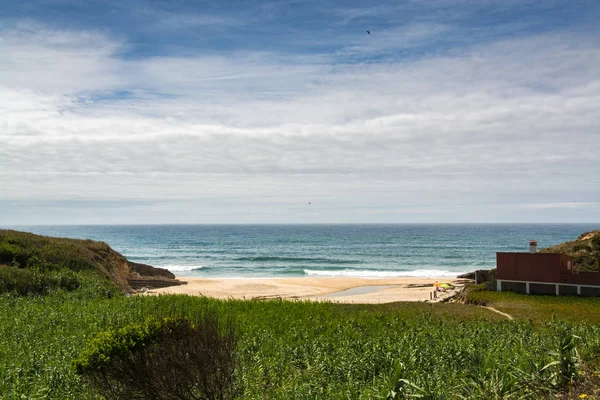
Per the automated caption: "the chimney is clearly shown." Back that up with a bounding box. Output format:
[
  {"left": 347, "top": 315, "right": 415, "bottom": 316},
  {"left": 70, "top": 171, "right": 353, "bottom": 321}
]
[{"left": 529, "top": 240, "right": 537, "bottom": 254}]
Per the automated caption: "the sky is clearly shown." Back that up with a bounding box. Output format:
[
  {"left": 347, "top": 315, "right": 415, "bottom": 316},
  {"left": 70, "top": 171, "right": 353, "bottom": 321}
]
[{"left": 1, "top": 0, "right": 599, "bottom": 225}]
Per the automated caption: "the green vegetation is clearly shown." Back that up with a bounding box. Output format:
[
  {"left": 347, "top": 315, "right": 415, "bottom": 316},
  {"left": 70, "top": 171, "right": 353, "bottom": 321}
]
[
  {"left": 465, "top": 286, "right": 600, "bottom": 323},
  {"left": 0, "top": 230, "right": 132, "bottom": 290},
  {"left": 75, "top": 314, "right": 237, "bottom": 400},
  {"left": 540, "top": 230, "right": 600, "bottom": 272},
  {"left": 0, "top": 289, "right": 599, "bottom": 399},
  {"left": 0, "top": 264, "right": 81, "bottom": 296},
  {"left": 1, "top": 230, "right": 599, "bottom": 399}
]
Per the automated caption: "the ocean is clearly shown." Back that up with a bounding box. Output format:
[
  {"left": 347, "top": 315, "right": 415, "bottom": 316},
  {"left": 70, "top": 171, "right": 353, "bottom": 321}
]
[{"left": 7, "top": 224, "right": 597, "bottom": 278}]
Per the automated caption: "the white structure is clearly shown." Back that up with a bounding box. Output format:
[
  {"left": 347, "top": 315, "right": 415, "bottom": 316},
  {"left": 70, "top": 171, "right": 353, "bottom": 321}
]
[{"left": 529, "top": 240, "right": 537, "bottom": 254}]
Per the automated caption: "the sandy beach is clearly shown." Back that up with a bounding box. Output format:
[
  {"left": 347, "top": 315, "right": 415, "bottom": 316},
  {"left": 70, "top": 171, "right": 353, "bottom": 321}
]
[{"left": 153, "top": 277, "right": 467, "bottom": 303}]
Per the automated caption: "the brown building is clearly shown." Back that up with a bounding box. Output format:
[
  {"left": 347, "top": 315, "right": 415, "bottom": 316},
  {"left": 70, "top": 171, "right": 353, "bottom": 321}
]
[{"left": 496, "top": 240, "right": 600, "bottom": 296}]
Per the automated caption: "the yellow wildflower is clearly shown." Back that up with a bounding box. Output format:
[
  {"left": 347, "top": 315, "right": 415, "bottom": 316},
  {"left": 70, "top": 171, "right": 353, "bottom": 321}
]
[{"left": 578, "top": 394, "right": 588, "bottom": 399}]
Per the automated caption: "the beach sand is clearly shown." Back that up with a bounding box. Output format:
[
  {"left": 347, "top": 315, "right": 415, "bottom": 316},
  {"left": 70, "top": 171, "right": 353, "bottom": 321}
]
[{"left": 153, "top": 277, "right": 467, "bottom": 303}]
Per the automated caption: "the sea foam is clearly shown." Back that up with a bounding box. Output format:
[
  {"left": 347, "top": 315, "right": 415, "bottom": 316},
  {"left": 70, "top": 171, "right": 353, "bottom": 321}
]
[
  {"left": 303, "top": 269, "right": 467, "bottom": 278},
  {"left": 160, "top": 265, "right": 204, "bottom": 272}
]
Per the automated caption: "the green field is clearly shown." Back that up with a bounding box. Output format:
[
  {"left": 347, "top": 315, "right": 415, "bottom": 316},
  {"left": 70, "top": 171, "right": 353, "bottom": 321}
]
[
  {"left": 465, "top": 286, "right": 600, "bottom": 324},
  {"left": 1, "top": 286, "right": 600, "bottom": 399},
  {"left": 1, "top": 230, "right": 599, "bottom": 399}
]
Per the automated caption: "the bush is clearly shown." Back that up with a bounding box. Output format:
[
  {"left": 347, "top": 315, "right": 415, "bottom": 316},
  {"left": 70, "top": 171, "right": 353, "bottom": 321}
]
[
  {"left": 592, "top": 235, "right": 600, "bottom": 250},
  {"left": 0, "top": 265, "right": 82, "bottom": 296},
  {"left": 572, "top": 243, "right": 591, "bottom": 252},
  {"left": 0, "top": 242, "right": 28, "bottom": 266},
  {"left": 74, "top": 314, "right": 237, "bottom": 400},
  {"left": 574, "top": 253, "right": 598, "bottom": 272}
]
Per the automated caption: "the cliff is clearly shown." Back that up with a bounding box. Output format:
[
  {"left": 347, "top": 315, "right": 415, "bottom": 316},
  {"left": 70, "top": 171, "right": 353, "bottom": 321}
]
[
  {"left": 540, "top": 230, "right": 600, "bottom": 272},
  {"left": 0, "top": 230, "right": 184, "bottom": 291}
]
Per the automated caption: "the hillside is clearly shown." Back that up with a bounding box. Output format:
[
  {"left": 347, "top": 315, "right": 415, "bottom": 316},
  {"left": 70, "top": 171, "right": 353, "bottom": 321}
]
[
  {"left": 540, "top": 229, "right": 600, "bottom": 272},
  {"left": 0, "top": 230, "right": 182, "bottom": 291}
]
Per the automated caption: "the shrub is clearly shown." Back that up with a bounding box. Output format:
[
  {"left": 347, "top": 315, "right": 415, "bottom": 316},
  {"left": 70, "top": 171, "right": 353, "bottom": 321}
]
[
  {"left": 0, "top": 242, "right": 28, "bottom": 266},
  {"left": 574, "top": 253, "right": 598, "bottom": 272},
  {"left": 74, "top": 314, "right": 237, "bottom": 400},
  {"left": 572, "top": 243, "right": 590, "bottom": 252},
  {"left": 0, "top": 230, "right": 129, "bottom": 287},
  {"left": 0, "top": 265, "right": 82, "bottom": 296},
  {"left": 592, "top": 235, "right": 600, "bottom": 250}
]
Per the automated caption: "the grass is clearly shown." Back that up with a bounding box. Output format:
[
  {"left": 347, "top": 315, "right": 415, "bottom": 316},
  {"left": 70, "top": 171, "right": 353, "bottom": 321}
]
[
  {"left": 1, "top": 229, "right": 599, "bottom": 399},
  {"left": 0, "top": 265, "right": 82, "bottom": 296},
  {"left": 0, "top": 230, "right": 130, "bottom": 290},
  {"left": 465, "top": 287, "right": 600, "bottom": 323},
  {"left": 1, "top": 288, "right": 600, "bottom": 399}
]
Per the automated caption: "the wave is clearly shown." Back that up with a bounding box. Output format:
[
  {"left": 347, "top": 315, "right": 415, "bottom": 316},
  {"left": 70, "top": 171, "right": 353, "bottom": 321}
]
[
  {"left": 159, "top": 265, "right": 205, "bottom": 272},
  {"left": 303, "top": 269, "right": 468, "bottom": 278},
  {"left": 233, "top": 256, "right": 358, "bottom": 264}
]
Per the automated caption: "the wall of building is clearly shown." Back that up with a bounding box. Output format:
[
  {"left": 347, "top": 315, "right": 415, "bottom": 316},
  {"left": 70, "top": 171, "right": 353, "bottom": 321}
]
[
  {"left": 496, "top": 253, "right": 565, "bottom": 282},
  {"left": 496, "top": 252, "right": 600, "bottom": 296}
]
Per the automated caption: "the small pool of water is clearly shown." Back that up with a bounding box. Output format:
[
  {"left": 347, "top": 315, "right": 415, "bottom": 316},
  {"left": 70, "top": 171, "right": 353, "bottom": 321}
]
[{"left": 324, "top": 285, "right": 397, "bottom": 297}]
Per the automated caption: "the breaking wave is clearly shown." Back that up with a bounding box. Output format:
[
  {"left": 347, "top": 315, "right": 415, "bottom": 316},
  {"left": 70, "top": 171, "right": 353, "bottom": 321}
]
[
  {"left": 233, "top": 256, "right": 358, "bottom": 264},
  {"left": 160, "top": 265, "right": 204, "bottom": 272},
  {"left": 303, "top": 269, "right": 467, "bottom": 278}
]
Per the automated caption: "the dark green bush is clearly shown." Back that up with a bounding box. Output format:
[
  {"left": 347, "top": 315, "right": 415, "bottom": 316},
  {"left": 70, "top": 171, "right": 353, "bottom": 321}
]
[
  {"left": 75, "top": 314, "right": 237, "bottom": 400},
  {"left": 0, "top": 242, "right": 28, "bottom": 266},
  {"left": 591, "top": 235, "right": 600, "bottom": 250},
  {"left": 572, "top": 243, "right": 590, "bottom": 252},
  {"left": 0, "top": 265, "right": 81, "bottom": 296},
  {"left": 574, "top": 253, "right": 598, "bottom": 272}
]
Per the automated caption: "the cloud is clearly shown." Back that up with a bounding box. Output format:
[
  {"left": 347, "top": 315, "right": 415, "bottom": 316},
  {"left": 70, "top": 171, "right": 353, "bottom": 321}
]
[
  {"left": 0, "top": 22, "right": 599, "bottom": 223},
  {"left": 0, "top": 23, "right": 126, "bottom": 95},
  {"left": 150, "top": 13, "right": 242, "bottom": 31},
  {"left": 516, "top": 202, "right": 600, "bottom": 210}
]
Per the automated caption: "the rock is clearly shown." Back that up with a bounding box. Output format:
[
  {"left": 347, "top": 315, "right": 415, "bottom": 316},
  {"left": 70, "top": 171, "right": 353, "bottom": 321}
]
[{"left": 128, "top": 261, "right": 175, "bottom": 279}]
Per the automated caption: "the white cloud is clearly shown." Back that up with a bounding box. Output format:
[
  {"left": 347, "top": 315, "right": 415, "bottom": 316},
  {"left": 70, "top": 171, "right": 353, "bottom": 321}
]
[
  {"left": 152, "top": 14, "right": 241, "bottom": 30},
  {"left": 516, "top": 202, "right": 600, "bottom": 210},
  {"left": 0, "top": 24, "right": 599, "bottom": 223},
  {"left": 0, "top": 22, "right": 126, "bottom": 93}
]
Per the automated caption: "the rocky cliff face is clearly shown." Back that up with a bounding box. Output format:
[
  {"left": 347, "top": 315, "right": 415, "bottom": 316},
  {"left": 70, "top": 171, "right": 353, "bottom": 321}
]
[
  {"left": 540, "top": 230, "right": 600, "bottom": 272},
  {"left": 0, "top": 230, "right": 184, "bottom": 291},
  {"left": 126, "top": 261, "right": 184, "bottom": 290},
  {"left": 128, "top": 262, "right": 175, "bottom": 279}
]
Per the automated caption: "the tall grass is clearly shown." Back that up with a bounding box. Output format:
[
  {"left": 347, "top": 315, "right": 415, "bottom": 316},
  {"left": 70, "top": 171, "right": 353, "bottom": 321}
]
[
  {"left": 1, "top": 290, "right": 599, "bottom": 399},
  {"left": 465, "top": 287, "right": 600, "bottom": 323},
  {"left": 0, "top": 265, "right": 82, "bottom": 296}
]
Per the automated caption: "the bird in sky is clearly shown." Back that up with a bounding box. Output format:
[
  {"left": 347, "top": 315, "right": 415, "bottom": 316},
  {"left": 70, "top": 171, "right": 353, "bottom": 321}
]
[
  {"left": 308, "top": 202, "right": 311, "bottom": 205},
  {"left": 366, "top": 30, "right": 370, "bottom": 35}
]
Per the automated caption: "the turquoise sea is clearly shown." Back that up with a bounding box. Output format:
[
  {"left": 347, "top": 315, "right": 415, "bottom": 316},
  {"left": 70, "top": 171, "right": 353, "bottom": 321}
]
[{"left": 7, "top": 224, "right": 598, "bottom": 278}]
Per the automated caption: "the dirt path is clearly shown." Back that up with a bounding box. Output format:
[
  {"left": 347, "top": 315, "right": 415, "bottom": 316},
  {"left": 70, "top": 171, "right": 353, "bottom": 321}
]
[{"left": 483, "top": 306, "right": 514, "bottom": 320}]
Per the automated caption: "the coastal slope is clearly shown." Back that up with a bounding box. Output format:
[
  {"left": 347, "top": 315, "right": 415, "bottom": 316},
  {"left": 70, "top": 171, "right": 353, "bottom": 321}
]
[
  {"left": 0, "top": 230, "right": 183, "bottom": 291},
  {"left": 540, "top": 229, "right": 600, "bottom": 271}
]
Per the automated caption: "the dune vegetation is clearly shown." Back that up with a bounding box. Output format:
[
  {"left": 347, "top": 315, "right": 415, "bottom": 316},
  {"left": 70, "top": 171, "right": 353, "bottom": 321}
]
[
  {"left": 540, "top": 230, "right": 600, "bottom": 272},
  {"left": 1, "top": 288, "right": 599, "bottom": 399},
  {"left": 0, "top": 230, "right": 599, "bottom": 399}
]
